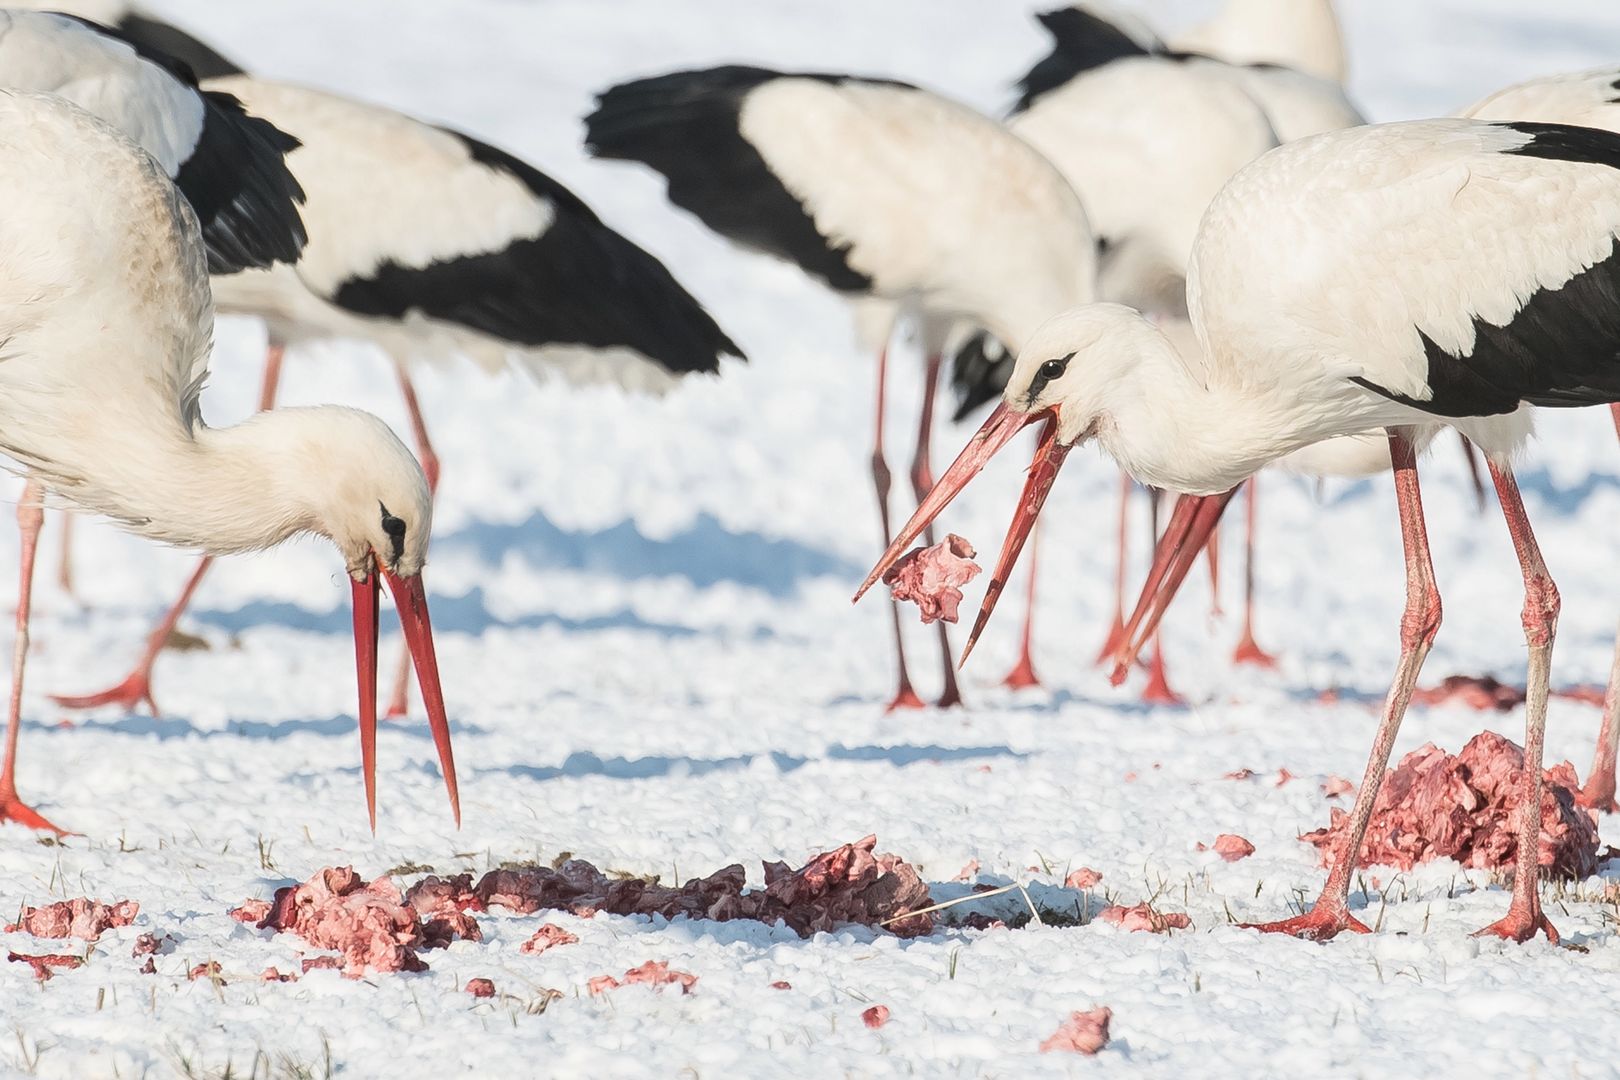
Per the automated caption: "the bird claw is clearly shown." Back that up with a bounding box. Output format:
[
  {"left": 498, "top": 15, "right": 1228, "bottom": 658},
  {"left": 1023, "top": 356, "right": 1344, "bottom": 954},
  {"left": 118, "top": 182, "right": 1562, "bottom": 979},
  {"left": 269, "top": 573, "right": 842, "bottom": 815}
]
[
  {"left": 1001, "top": 655, "right": 1041, "bottom": 690},
  {"left": 1473, "top": 905, "right": 1559, "bottom": 945},
  {"left": 50, "top": 671, "right": 160, "bottom": 716},
  {"left": 884, "top": 687, "right": 926, "bottom": 713},
  {"left": 1241, "top": 907, "right": 1371, "bottom": 941},
  {"left": 1093, "top": 618, "right": 1127, "bottom": 667},
  {"left": 0, "top": 788, "right": 73, "bottom": 836},
  {"left": 1231, "top": 634, "right": 1278, "bottom": 668},
  {"left": 1576, "top": 773, "right": 1618, "bottom": 815}
]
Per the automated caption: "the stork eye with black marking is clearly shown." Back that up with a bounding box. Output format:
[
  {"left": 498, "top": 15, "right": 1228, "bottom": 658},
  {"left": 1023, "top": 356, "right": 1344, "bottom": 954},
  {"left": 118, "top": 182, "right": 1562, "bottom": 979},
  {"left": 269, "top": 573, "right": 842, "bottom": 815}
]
[{"left": 1039, "top": 356, "right": 1072, "bottom": 381}]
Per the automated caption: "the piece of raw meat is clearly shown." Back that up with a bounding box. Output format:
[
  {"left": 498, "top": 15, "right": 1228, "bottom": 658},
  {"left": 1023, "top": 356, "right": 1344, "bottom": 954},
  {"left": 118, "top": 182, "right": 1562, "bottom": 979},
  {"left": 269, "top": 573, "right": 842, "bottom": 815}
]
[{"left": 881, "top": 535, "right": 981, "bottom": 624}]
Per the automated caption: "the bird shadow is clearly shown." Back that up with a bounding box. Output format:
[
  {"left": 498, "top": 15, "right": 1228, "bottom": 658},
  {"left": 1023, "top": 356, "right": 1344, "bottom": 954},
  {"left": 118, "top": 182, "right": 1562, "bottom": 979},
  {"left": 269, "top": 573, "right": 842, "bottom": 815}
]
[
  {"left": 433, "top": 510, "right": 861, "bottom": 598},
  {"left": 486, "top": 742, "right": 1027, "bottom": 784},
  {"left": 187, "top": 586, "right": 721, "bottom": 641},
  {"left": 33, "top": 713, "right": 490, "bottom": 743}
]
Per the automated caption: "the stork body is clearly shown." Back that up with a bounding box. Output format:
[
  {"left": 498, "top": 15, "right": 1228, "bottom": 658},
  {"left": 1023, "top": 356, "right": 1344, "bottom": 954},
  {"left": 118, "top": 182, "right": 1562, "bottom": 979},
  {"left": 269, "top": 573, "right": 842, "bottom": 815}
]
[
  {"left": 863, "top": 117, "right": 1620, "bottom": 944},
  {"left": 586, "top": 65, "right": 1097, "bottom": 710},
  {"left": 54, "top": 71, "right": 742, "bottom": 720},
  {"left": 1171, "top": 0, "right": 1347, "bottom": 83},
  {"left": 2, "top": 0, "right": 241, "bottom": 78},
  {"left": 0, "top": 91, "right": 455, "bottom": 833}
]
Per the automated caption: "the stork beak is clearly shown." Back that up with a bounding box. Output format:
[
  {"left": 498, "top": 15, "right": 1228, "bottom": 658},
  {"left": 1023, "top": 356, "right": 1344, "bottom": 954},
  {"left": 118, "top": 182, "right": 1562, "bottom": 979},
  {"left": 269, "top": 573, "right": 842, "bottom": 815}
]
[
  {"left": 959, "top": 414, "right": 1070, "bottom": 667},
  {"left": 1107, "top": 488, "right": 1239, "bottom": 686},
  {"left": 854, "top": 403, "right": 1044, "bottom": 604},
  {"left": 350, "top": 559, "right": 460, "bottom": 831}
]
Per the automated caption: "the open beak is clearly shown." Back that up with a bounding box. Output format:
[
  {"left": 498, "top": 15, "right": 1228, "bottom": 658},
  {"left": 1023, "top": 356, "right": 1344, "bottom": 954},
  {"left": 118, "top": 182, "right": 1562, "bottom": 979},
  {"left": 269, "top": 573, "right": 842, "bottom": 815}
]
[
  {"left": 1107, "top": 488, "right": 1239, "bottom": 686},
  {"left": 959, "top": 414, "right": 1070, "bottom": 667},
  {"left": 351, "top": 558, "right": 461, "bottom": 830},
  {"left": 854, "top": 403, "right": 1044, "bottom": 604}
]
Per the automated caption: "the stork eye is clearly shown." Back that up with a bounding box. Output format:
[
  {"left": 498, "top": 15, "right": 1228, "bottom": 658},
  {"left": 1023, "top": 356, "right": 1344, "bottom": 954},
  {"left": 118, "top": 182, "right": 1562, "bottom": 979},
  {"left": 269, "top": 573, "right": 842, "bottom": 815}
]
[{"left": 1039, "top": 356, "right": 1072, "bottom": 381}]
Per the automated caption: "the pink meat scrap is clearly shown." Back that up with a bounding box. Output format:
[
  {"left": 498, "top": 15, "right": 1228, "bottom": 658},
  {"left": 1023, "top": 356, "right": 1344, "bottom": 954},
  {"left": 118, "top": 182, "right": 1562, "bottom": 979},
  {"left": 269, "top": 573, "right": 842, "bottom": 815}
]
[
  {"left": 1065, "top": 868, "right": 1102, "bottom": 890},
  {"left": 1040, "top": 1007, "right": 1112, "bottom": 1055},
  {"left": 519, "top": 924, "right": 579, "bottom": 955},
  {"left": 881, "top": 535, "right": 981, "bottom": 624},
  {"left": 6, "top": 898, "right": 138, "bottom": 942},
  {"left": 7, "top": 952, "right": 84, "bottom": 981},
  {"left": 1301, "top": 732, "right": 1598, "bottom": 877},
  {"left": 243, "top": 866, "right": 477, "bottom": 978},
  {"left": 1096, "top": 904, "right": 1191, "bottom": 933},
  {"left": 466, "top": 978, "right": 496, "bottom": 998},
  {"left": 862, "top": 1005, "right": 890, "bottom": 1029},
  {"left": 443, "top": 835, "right": 931, "bottom": 939}
]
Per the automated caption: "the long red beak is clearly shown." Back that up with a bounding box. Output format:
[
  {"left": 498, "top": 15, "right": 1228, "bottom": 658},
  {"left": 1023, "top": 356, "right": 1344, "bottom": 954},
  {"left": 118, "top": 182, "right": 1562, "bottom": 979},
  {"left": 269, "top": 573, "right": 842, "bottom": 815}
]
[
  {"left": 854, "top": 403, "right": 1044, "bottom": 604},
  {"left": 351, "top": 561, "right": 460, "bottom": 830},
  {"left": 959, "top": 416, "right": 1070, "bottom": 667},
  {"left": 1108, "top": 488, "right": 1238, "bottom": 686}
]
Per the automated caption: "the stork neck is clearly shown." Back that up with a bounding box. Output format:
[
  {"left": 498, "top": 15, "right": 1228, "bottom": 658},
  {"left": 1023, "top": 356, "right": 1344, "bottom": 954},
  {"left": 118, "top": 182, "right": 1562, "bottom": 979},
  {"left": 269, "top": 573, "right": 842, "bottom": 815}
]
[
  {"left": 1091, "top": 325, "right": 1297, "bottom": 495},
  {"left": 1196, "top": 0, "right": 1345, "bottom": 82}
]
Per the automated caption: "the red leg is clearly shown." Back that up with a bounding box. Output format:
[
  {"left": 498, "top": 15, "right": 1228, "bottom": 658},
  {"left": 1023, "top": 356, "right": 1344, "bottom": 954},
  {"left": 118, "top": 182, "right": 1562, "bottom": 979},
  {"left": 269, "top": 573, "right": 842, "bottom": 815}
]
[
  {"left": 51, "top": 343, "right": 284, "bottom": 716},
  {"left": 1205, "top": 523, "right": 1223, "bottom": 618},
  {"left": 1246, "top": 430, "right": 1437, "bottom": 940},
  {"left": 909, "top": 353, "right": 963, "bottom": 709},
  {"left": 1001, "top": 526, "right": 1041, "bottom": 690},
  {"left": 1138, "top": 489, "right": 1184, "bottom": 705},
  {"left": 1580, "top": 404, "right": 1620, "bottom": 812},
  {"left": 1, "top": 481, "right": 67, "bottom": 833},
  {"left": 1473, "top": 463, "right": 1559, "bottom": 944},
  {"left": 874, "top": 347, "right": 922, "bottom": 711},
  {"left": 1094, "top": 473, "right": 1130, "bottom": 664},
  {"left": 384, "top": 358, "right": 440, "bottom": 719},
  {"left": 1458, "top": 432, "right": 1488, "bottom": 513},
  {"left": 1232, "top": 478, "right": 1278, "bottom": 667}
]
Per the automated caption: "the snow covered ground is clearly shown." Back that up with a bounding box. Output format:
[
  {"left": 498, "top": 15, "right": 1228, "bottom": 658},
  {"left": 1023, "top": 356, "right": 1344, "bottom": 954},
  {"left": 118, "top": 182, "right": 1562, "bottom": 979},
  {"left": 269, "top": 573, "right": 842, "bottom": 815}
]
[{"left": 4, "top": 1, "right": 1620, "bottom": 1076}]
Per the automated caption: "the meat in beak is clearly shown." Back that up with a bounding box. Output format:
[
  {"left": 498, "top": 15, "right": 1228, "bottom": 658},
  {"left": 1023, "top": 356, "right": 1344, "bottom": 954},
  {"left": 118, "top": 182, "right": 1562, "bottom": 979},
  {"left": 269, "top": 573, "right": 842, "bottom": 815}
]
[
  {"left": 856, "top": 403, "right": 1071, "bottom": 668},
  {"left": 854, "top": 403, "right": 1043, "bottom": 604},
  {"left": 1108, "top": 488, "right": 1238, "bottom": 686},
  {"left": 351, "top": 558, "right": 460, "bottom": 830}
]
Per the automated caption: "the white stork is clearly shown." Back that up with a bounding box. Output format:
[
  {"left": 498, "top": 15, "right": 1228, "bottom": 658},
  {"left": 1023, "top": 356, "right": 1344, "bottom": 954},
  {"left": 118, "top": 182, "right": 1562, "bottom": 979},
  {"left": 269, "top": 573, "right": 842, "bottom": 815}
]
[
  {"left": 49, "top": 62, "right": 743, "bottom": 720},
  {"left": 0, "top": 90, "right": 454, "bottom": 834},
  {"left": 585, "top": 65, "right": 1098, "bottom": 711},
  {"left": 2, "top": 0, "right": 240, "bottom": 78},
  {"left": 1170, "top": 0, "right": 1347, "bottom": 84},
  {"left": 0, "top": 8, "right": 306, "bottom": 595},
  {"left": 860, "top": 117, "right": 1620, "bottom": 945}
]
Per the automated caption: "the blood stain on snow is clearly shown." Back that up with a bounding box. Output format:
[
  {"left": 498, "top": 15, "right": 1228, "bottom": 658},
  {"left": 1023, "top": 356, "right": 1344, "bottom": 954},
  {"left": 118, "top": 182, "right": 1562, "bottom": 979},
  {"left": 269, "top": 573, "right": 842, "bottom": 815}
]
[{"left": 1322, "top": 776, "right": 1354, "bottom": 798}]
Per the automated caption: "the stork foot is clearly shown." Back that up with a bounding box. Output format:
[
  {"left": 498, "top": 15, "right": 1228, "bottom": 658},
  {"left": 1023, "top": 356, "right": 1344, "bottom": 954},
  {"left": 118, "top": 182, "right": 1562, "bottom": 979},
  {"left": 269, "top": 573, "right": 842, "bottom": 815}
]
[
  {"left": 884, "top": 686, "right": 926, "bottom": 713},
  {"left": 935, "top": 686, "right": 965, "bottom": 710},
  {"left": 0, "top": 786, "right": 71, "bottom": 836},
  {"left": 1093, "top": 618, "right": 1126, "bottom": 667},
  {"left": 1242, "top": 905, "right": 1370, "bottom": 941},
  {"left": 384, "top": 696, "right": 409, "bottom": 721},
  {"left": 1474, "top": 900, "right": 1558, "bottom": 945},
  {"left": 50, "top": 670, "right": 158, "bottom": 715},
  {"left": 1231, "top": 632, "right": 1278, "bottom": 668},
  {"left": 1001, "top": 654, "right": 1041, "bottom": 690},
  {"left": 1140, "top": 660, "right": 1185, "bottom": 707}
]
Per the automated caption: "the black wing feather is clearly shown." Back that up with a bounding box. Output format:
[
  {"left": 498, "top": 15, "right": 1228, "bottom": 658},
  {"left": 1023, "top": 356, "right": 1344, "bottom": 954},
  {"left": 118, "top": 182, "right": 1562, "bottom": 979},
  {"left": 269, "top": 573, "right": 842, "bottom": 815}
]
[
  {"left": 330, "top": 130, "right": 743, "bottom": 375},
  {"left": 585, "top": 65, "right": 905, "bottom": 293},
  {"left": 1014, "top": 7, "right": 1155, "bottom": 113},
  {"left": 948, "top": 331, "right": 1016, "bottom": 422}
]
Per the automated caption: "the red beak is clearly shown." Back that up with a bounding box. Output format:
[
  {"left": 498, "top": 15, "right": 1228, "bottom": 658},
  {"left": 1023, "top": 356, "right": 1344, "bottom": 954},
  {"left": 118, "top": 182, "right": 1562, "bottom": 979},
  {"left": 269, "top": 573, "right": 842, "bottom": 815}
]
[
  {"left": 856, "top": 403, "right": 1070, "bottom": 669},
  {"left": 351, "top": 559, "right": 460, "bottom": 830},
  {"left": 959, "top": 415, "right": 1070, "bottom": 667},
  {"left": 1108, "top": 488, "right": 1238, "bottom": 686}
]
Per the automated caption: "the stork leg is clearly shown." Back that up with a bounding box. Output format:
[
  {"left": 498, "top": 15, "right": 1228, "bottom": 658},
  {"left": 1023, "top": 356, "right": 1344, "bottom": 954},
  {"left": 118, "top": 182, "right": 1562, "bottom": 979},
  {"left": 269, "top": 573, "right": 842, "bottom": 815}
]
[
  {"left": 56, "top": 512, "right": 75, "bottom": 599},
  {"left": 1579, "top": 403, "right": 1620, "bottom": 814},
  {"left": 0, "top": 481, "right": 66, "bottom": 833},
  {"left": 1458, "top": 433, "right": 1489, "bottom": 513},
  {"left": 1094, "top": 473, "right": 1131, "bottom": 664},
  {"left": 874, "top": 347, "right": 923, "bottom": 711},
  {"left": 1000, "top": 528, "right": 1041, "bottom": 690},
  {"left": 1232, "top": 478, "right": 1278, "bottom": 667},
  {"left": 1139, "top": 489, "right": 1184, "bottom": 706},
  {"left": 908, "top": 352, "right": 963, "bottom": 708},
  {"left": 383, "top": 358, "right": 441, "bottom": 720},
  {"left": 1246, "top": 430, "right": 1437, "bottom": 940},
  {"left": 1205, "top": 523, "right": 1222, "bottom": 618},
  {"left": 1473, "top": 462, "right": 1559, "bottom": 944},
  {"left": 51, "top": 343, "right": 285, "bottom": 716}
]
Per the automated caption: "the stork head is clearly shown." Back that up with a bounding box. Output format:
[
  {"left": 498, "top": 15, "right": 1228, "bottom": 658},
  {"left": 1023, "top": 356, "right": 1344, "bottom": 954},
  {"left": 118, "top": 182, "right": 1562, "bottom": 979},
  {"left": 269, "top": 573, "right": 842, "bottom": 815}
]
[
  {"left": 854, "top": 305, "right": 1157, "bottom": 664},
  {"left": 286, "top": 407, "right": 457, "bottom": 831}
]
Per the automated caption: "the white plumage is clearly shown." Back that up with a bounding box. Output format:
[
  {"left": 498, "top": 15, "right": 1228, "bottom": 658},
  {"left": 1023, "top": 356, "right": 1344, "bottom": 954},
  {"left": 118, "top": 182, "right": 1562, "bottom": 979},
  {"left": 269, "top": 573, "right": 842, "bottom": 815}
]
[
  {"left": 0, "top": 90, "right": 455, "bottom": 831},
  {"left": 1171, "top": 0, "right": 1348, "bottom": 85}
]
